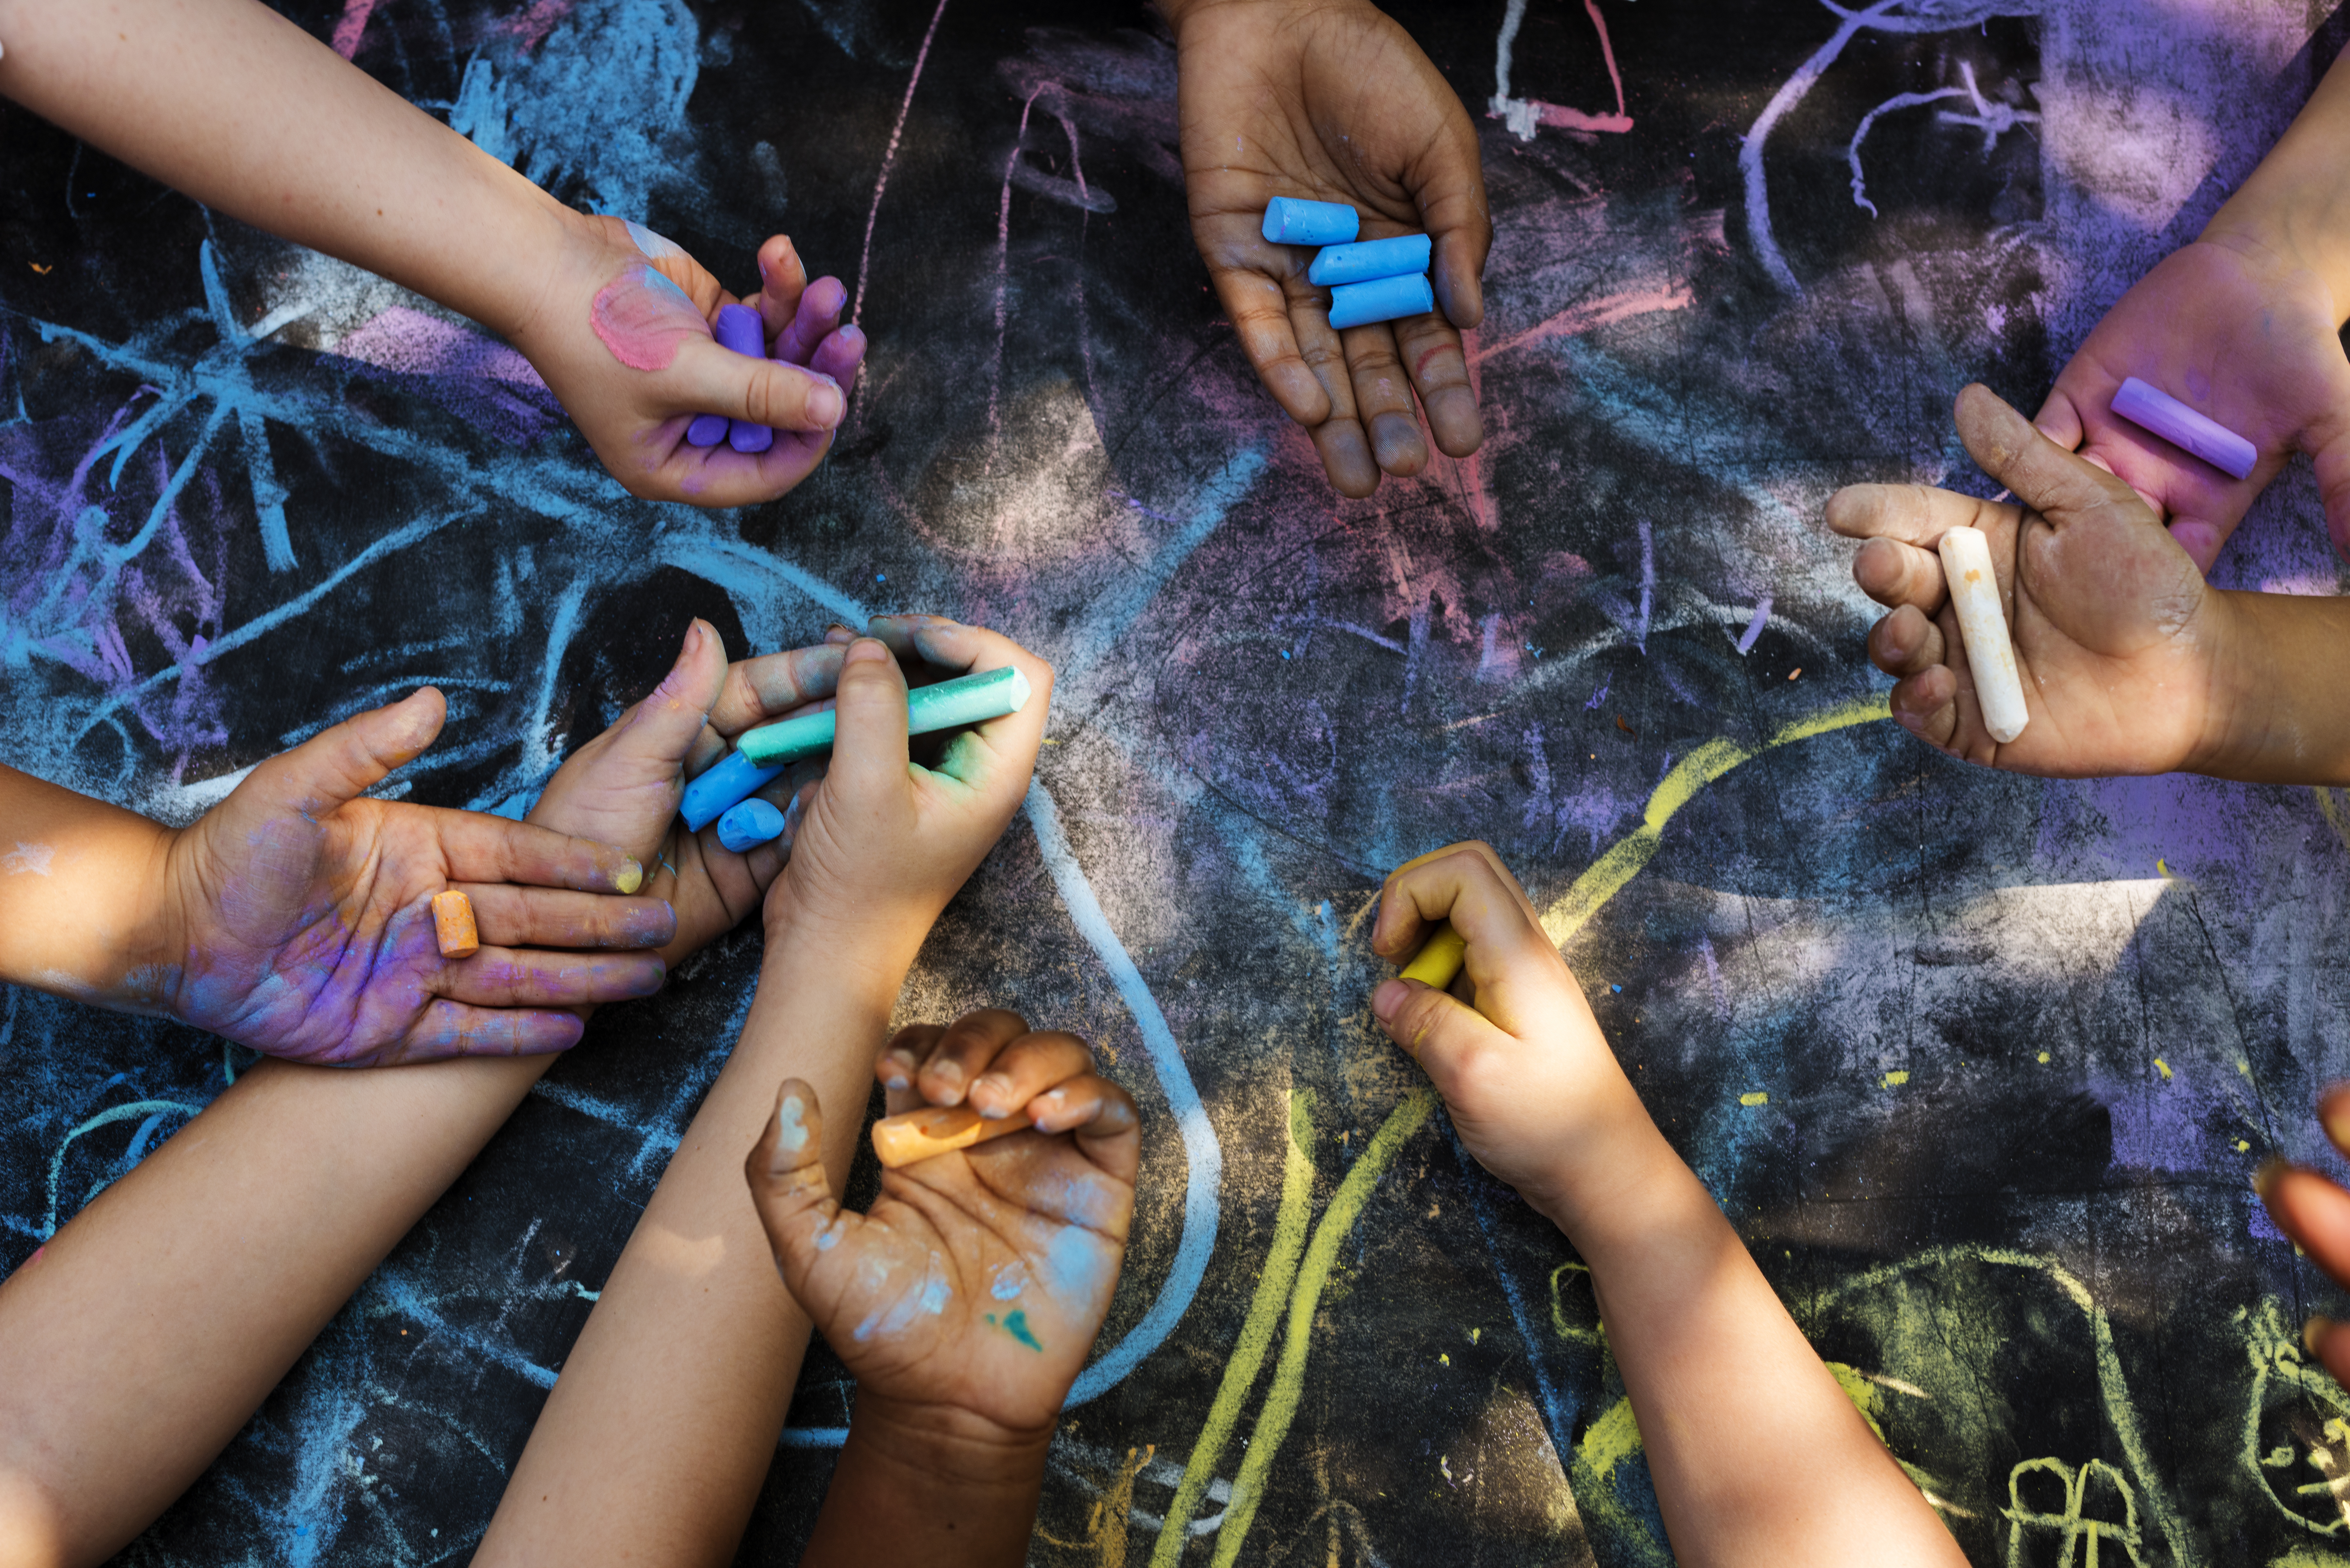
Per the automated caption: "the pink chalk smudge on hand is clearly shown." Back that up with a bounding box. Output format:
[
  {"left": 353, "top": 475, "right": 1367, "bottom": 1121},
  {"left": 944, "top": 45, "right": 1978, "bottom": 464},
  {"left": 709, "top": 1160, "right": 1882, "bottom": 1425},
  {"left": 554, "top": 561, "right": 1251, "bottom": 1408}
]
[{"left": 590, "top": 265, "right": 707, "bottom": 372}]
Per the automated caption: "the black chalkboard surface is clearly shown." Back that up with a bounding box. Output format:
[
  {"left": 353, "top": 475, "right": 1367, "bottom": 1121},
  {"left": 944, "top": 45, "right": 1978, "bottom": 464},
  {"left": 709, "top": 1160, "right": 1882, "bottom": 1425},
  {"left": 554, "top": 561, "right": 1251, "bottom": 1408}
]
[{"left": 7, "top": 1, "right": 2350, "bottom": 1563}]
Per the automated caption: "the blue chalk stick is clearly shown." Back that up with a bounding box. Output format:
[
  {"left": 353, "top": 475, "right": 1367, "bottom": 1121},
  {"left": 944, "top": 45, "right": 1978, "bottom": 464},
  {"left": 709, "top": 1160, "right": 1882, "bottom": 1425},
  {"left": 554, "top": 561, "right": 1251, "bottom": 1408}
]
[
  {"left": 681, "top": 748, "right": 786, "bottom": 833},
  {"left": 1308, "top": 233, "right": 1431, "bottom": 287},
  {"left": 686, "top": 413, "right": 729, "bottom": 447},
  {"left": 1328, "top": 272, "right": 1435, "bottom": 330},
  {"left": 1262, "top": 198, "right": 1359, "bottom": 247},
  {"left": 716, "top": 796, "right": 788, "bottom": 853}
]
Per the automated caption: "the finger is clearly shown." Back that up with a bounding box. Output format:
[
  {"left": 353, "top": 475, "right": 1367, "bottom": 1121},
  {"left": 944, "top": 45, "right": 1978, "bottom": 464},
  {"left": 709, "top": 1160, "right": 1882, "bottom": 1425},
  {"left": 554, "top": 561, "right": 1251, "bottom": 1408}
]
[
  {"left": 669, "top": 336, "right": 847, "bottom": 434},
  {"left": 1851, "top": 535, "right": 1951, "bottom": 616},
  {"left": 827, "top": 637, "right": 912, "bottom": 799},
  {"left": 1416, "top": 109, "right": 1491, "bottom": 332},
  {"left": 1207, "top": 255, "right": 1332, "bottom": 427},
  {"left": 2323, "top": 1084, "right": 2350, "bottom": 1160},
  {"left": 2032, "top": 384, "right": 2087, "bottom": 453},
  {"left": 428, "top": 810, "right": 645, "bottom": 893},
  {"left": 1341, "top": 322, "right": 1430, "bottom": 477},
  {"left": 2314, "top": 418, "right": 2350, "bottom": 565},
  {"left": 805, "top": 321, "right": 866, "bottom": 391},
  {"left": 879, "top": 1023, "right": 947, "bottom": 1112},
  {"left": 433, "top": 946, "right": 669, "bottom": 1008},
  {"left": 703, "top": 642, "right": 850, "bottom": 741},
  {"left": 605, "top": 617, "right": 732, "bottom": 782},
  {"left": 863, "top": 616, "right": 1054, "bottom": 794},
  {"left": 2164, "top": 512, "right": 2227, "bottom": 576},
  {"left": 750, "top": 235, "right": 809, "bottom": 343},
  {"left": 1289, "top": 295, "right": 1379, "bottom": 497},
  {"left": 459, "top": 885, "right": 678, "bottom": 950},
  {"left": 1372, "top": 842, "right": 1546, "bottom": 963},
  {"left": 966, "top": 1030, "right": 1097, "bottom": 1123},
  {"left": 371, "top": 1000, "right": 588, "bottom": 1065},
  {"left": 746, "top": 1077, "right": 852, "bottom": 1293},
  {"left": 1367, "top": 973, "right": 1519, "bottom": 1112},
  {"left": 776, "top": 276, "right": 849, "bottom": 366},
  {"left": 1027, "top": 1072, "right": 1141, "bottom": 1184},
  {"left": 1865, "top": 604, "right": 1948, "bottom": 680},
  {"left": 1889, "top": 665, "right": 1959, "bottom": 749},
  {"left": 1824, "top": 481, "right": 2007, "bottom": 553},
  {"left": 2261, "top": 1161, "right": 2350, "bottom": 1294},
  {"left": 249, "top": 687, "right": 445, "bottom": 819},
  {"left": 1954, "top": 382, "right": 2146, "bottom": 524},
  {"left": 907, "top": 1008, "right": 1032, "bottom": 1108},
  {"left": 1392, "top": 310, "right": 1481, "bottom": 460}
]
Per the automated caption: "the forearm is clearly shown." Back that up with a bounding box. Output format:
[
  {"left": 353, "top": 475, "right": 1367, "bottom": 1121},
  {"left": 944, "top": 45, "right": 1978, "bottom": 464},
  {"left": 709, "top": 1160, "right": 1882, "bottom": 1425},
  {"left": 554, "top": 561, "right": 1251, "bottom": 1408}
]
[
  {"left": 0, "top": 1053, "right": 544, "bottom": 1565},
  {"left": 1543, "top": 1132, "right": 1960, "bottom": 1568},
  {"left": 0, "top": 766, "right": 175, "bottom": 1006},
  {"left": 2197, "top": 590, "right": 2350, "bottom": 784},
  {"left": 476, "top": 926, "right": 902, "bottom": 1565},
  {"left": 2202, "top": 47, "right": 2350, "bottom": 323},
  {"left": 800, "top": 1393, "right": 1049, "bottom": 1568},
  {"left": 0, "top": 0, "right": 573, "bottom": 337}
]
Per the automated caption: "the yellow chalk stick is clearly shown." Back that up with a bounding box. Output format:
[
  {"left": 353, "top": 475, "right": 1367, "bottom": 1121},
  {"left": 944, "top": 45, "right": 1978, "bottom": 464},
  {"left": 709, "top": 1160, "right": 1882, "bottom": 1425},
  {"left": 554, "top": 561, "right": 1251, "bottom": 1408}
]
[
  {"left": 1399, "top": 921, "right": 1467, "bottom": 990},
  {"left": 872, "top": 1104, "right": 1034, "bottom": 1168},
  {"left": 431, "top": 890, "right": 479, "bottom": 959}
]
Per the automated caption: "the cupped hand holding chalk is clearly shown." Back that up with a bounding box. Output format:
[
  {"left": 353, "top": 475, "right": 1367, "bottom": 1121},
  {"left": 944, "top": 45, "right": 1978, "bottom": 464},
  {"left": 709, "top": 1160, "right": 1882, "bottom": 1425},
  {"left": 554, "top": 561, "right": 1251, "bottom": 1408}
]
[
  {"left": 1830, "top": 384, "right": 2227, "bottom": 777},
  {"left": 1166, "top": 0, "right": 1489, "bottom": 498},
  {"left": 745, "top": 1009, "right": 1138, "bottom": 1440}
]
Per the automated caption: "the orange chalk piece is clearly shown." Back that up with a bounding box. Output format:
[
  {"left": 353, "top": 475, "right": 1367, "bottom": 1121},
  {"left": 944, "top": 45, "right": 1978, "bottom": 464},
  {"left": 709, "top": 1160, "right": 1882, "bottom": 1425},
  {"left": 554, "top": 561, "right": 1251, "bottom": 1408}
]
[
  {"left": 430, "top": 890, "right": 480, "bottom": 959},
  {"left": 871, "top": 1104, "right": 1033, "bottom": 1168},
  {"left": 1399, "top": 921, "right": 1467, "bottom": 991}
]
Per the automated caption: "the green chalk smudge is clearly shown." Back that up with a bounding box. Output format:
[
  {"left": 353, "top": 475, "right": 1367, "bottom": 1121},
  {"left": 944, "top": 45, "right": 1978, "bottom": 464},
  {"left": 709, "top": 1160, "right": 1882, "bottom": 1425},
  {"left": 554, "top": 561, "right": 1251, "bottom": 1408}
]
[{"left": 985, "top": 1309, "right": 1044, "bottom": 1352}]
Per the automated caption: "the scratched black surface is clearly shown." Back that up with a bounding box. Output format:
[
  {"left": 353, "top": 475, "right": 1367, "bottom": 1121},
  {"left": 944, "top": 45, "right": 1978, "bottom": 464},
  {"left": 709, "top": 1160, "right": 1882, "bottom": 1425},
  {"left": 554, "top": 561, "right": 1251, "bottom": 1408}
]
[{"left": 7, "top": 2, "right": 2350, "bottom": 1564}]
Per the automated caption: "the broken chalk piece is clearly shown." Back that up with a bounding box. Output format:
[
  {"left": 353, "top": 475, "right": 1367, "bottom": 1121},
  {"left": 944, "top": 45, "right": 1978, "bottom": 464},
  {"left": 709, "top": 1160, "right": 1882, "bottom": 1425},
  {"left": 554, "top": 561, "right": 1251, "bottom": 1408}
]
[
  {"left": 431, "top": 890, "right": 480, "bottom": 960},
  {"left": 716, "top": 796, "right": 788, "bottom": 854},
  {"left": 1262, "top": 197, "right": 1360, "bottom": 247},
  {"left": 682, "top": 748, "right": 787, "bottom": 834},
  {"left": 1399, "top": 921, "right": 1467, "bottom": 991},
  {"left": 737, "top": 664, "right": 1033, "bottom": 767},
  {"left": 2110, "top": 376, "right": 2256, "bottom": 480},
  {"left": 1308, "top": 233, "right": 1432, "bottom": 288},
  {"left": 873, "top": 1104, "right": 1034, "bottom": 1168},
  {"left": 1328, "top": 272, "right": 1436, "bottom": 331},
  {"left": 714, "top": 304, "right": 774, "bottom": 455},
  {"left": 1936, "top": 526, "right": 2029, "bottom": 745}
]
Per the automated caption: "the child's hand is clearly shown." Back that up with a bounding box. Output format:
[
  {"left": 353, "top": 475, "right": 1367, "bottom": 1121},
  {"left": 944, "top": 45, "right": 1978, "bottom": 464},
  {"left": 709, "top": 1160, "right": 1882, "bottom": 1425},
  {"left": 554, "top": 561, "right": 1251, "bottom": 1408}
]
[
  {"left": 527, "top": 618, "right": 853, "bottom": 966},
  {"left": 767, "top": 617, "right": 1053, "bottom": 975},
  {"left": 509, "top": 216, "right": 867, "bottom": 508},
  {"left": 2035, "top": 237, "right": 2350, "bottom": 572},
  {"left": 158, "top": 691, "right": 671, "bottom": 1066},
  {"left": 1368, "top": 842, "right": 1655, "bottom": 1221},
  {"left": 2256, "top": 1089, "right": 2350, "bottom": 1387},
  {"left": 746, "top": 1010, "right": 1138, "bottom": 1439},
  {"left": 1828, "top": 383, "right": 2237, "bottom": 776}
]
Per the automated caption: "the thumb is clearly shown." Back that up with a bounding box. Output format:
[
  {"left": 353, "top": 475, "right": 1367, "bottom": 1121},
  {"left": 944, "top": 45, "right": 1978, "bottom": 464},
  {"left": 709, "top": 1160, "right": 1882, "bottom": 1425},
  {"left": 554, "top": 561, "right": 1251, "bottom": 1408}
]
[
  {"left": 1954, "top": 383, "right": 2142, "bottom": 526},
  {"left": 2313, "top": 417, "right": 2350, "bottom": 564},
  {"left": 827, "top": 637, "right": 911, "bottom": 798},
  {"left": 671, "top": 335, "right": 846, "bottom": 433},
  {"left": 1416, "top": 139, "right": 1490, "bottom": 332},
  {"left": 2032, "top": 383, "right": 2086, "bottom": 452},
  {"left": 1371, "top": 975, "right": 1512, "bottom": 1095},
  {"left": 614, "top": 619, "right": 728, "bottom": 767},
  {"left": 251, "top": 688, "right": 445, "bottom": 820},
  {"left": 745, "top": 1077, "right": 848, "bottom": 1295}
]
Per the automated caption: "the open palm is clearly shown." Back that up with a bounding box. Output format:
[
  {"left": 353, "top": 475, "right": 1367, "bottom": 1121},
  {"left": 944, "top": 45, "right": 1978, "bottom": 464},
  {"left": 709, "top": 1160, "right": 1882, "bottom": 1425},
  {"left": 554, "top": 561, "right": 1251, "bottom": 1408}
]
[{"left": 1829, "top": 384, "right": 2232, "bottom": 776}]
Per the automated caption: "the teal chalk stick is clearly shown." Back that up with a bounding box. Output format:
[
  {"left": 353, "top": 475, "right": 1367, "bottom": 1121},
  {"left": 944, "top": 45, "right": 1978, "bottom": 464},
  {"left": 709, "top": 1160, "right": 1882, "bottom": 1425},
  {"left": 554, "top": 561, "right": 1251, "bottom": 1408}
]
[{"left": 736, "top": 664, "right": 1033, "bottom": 766}]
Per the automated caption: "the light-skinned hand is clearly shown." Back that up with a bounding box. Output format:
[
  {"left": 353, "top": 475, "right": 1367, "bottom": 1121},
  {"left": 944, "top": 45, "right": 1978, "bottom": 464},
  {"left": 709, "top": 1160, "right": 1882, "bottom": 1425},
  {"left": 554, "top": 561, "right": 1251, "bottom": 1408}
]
[
  {"left": 2256, "top": 1089, "right": 2350, "bottom": 1388},
  {"left": 510, "top": 219, "right": 867, "bottom": 507},
  {"left": 2034, "top": 235, "right": 2350, "bottom": 571},
  {"left": 156, "top": 691, "right": 671, "bottom": 1065},
  {"left": 746, "top": 1009, "right": 1138, "bottom": 1442},
  {"left": 1163, "top": 0, "right": 1490, "bottom": 497}
]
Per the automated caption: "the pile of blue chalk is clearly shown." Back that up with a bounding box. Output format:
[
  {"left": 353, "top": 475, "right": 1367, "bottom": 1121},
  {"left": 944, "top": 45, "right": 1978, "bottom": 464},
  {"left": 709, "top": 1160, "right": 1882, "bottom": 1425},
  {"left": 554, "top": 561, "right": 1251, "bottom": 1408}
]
[{"left": 1262, "top": 198, "right": 1434, "bottom": 329}]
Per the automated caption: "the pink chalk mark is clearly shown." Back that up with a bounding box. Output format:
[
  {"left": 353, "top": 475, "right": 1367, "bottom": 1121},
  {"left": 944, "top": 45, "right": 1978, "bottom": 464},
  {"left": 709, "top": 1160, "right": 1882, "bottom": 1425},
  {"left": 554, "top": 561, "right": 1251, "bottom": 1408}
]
[
  {"left": 504, "top": 0, "right": 575, "bottom": 54},
  {"left": 1490, "top": 0, "right": 1634, "bottom": 138},
  {"left": 336, "top": 306, "right": 548, "bottom": 390},
  {"left": 852, "top": 0, "right": 954, "bottom": 325},
  {"left": 589, "top": 265, "right": 707, "bottom": 373},
  {"left": 329, "top": 0, "right": 380, "bottom": 59},
  {"left": 1471, "top": 281, "right": 1692, "bottom": 363}
]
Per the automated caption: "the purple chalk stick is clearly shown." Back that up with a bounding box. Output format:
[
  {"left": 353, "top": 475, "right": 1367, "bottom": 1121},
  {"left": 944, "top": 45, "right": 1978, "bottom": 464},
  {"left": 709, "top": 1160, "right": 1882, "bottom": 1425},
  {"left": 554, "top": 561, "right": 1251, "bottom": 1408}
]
[
  {"left": 711, "top": 303, "right": 775, "bottom": 452},
  {"left": 2110, "top": 376, "right": 2256, "bottom": 480},
  {"left": 730, "top": 419, "right": 774, "bottom": 454},
  {"left": 686, "top": 413, "right": 729, "bottom": 447}
]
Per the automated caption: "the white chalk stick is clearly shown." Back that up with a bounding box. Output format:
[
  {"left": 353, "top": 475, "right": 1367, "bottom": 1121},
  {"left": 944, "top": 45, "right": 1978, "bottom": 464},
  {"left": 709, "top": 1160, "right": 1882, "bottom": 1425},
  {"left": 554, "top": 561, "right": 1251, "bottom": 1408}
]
[{"left": 1936, "top": 527, "right": 2028, "bottom": 745}]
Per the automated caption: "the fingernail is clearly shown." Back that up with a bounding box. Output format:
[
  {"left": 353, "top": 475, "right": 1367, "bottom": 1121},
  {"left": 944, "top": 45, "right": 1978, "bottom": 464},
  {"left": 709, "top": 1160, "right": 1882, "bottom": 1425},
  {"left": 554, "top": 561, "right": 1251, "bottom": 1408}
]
[
  {"left": 2309, "top": 1315, "right": 2336, "bottom": 1358},
  {"left": 808, "top": 384, "right": 845, "bottom": 428},
  {"left": 845, "top": 638, "right": 889, "bottom": 665},
  {"left": 2253, "top": 1157, "right": 2289, "bottom": 1201},
  {"left": 1371, "top": 978, "right": 1409, "bottom": 1021},
  {"left": 615, "top": 858, "right": 644, "bottom": 895},
  {"left": 973, "top": 1072, "right": 1013, "bottom": 1114},
  {"left": 826, "top": 622, "right": 855, "bottom": 639}
]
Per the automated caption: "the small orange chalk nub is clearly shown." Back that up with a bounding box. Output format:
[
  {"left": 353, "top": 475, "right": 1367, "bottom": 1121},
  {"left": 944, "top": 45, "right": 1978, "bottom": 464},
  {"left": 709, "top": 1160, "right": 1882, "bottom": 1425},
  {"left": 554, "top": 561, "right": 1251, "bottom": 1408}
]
[
  {"left": 431, "top": 890, "right": 480, "bottom": 960},
  {"left": 871, "top": 1104, "right": 1034, "bottom": 1168}
]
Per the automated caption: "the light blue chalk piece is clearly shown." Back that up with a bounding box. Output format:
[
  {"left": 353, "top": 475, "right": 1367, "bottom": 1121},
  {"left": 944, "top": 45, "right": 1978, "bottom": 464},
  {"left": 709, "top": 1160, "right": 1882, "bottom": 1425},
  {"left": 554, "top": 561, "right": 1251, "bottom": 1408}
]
[
  {"left": 685, "top": 413, "right": 729, "bottom": 447},
  {"left": 1261, "top": 197, "right": 1359, "bottom": 247},
  {"left": 737, "top": 664, "right": 1033, "bottom": 766},
  {"left": 1307, "top": 232, "right": 1431, "bottom": 287},
  {"left": 681, "top": 748, "right": 785, "bottom": 833},
  {"left": 717, "top": 796, "right": 788, "bottom": 852},
  {"left": 2111, "top": 376, "right": 2256, "bottom": 480},
  {"left": 1328, "top": 272, "right": 1435, "bottom": 330}
]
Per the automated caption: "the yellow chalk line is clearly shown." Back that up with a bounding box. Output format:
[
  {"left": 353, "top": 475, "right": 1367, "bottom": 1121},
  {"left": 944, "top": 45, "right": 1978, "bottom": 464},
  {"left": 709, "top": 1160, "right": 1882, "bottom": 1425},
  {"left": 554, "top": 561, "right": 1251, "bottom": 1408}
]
[{"left": 1193, "top": 694, "right": 1892, "bottom": 1564}]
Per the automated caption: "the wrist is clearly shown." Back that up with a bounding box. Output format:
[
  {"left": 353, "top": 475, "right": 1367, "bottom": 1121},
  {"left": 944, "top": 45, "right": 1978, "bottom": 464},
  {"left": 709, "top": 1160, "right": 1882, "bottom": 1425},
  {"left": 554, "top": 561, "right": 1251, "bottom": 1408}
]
[
  {"left": 758, "top": 898, "right": 920, "bottom": 1015},
  {"left": 845, "top": 1388, "right": 1055, "bottom": 1487},
  {"left": 1524, "top": 1104, "right": 1693, "bottom": 1260}
]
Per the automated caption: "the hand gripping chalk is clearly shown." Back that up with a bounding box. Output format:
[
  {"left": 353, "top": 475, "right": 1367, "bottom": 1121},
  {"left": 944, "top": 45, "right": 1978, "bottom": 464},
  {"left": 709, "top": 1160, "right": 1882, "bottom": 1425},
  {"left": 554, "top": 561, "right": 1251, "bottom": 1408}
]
[
  {"left": 716, "top": 796, "right": 788, "bottom": 853},
  {"left": 872, "top": 1104, "right": 1034, "bottom": 1168},
  {"left": 1262, "top": 197, "right": 1359, "bottom": 247},
  {"left": 431, "top": 890, "right": 480, "bottom": 959},
  {"left": 736, "top": 664, "right": 1032, "bottom": 766},
  {"left": 713, "top": 304, "right": 774, "bottom": 455},
  {"left": 1308, "top": 233, "right": 1431, "bottom": 288},
  {"left": 1399, "top": 921, "right": 1467, "bottom": 991},
  {"left": 1328, "top": 273, "right": 1435, "bottom": 331},
  {"left": 1936, "top": 526, "right": 2029, "bottom": 745},
  {"left": 2109, "top": 376, "right": 2255, "bottom": 480}
]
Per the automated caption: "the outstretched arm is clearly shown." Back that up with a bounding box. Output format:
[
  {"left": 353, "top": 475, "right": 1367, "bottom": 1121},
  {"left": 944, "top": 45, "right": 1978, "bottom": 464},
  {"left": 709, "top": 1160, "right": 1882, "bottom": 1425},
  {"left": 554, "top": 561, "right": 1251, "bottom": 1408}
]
[{"left": 0, "top": 0, "right": 861, "bottom": 505}]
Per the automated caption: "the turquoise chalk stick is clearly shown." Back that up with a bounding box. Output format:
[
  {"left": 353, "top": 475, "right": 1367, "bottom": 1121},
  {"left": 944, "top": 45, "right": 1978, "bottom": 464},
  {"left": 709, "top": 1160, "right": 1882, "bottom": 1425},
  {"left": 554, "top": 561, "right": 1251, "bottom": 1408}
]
[
  {"left": 1308, "top": 233, "right": 1431, "bottom": 287},
  {"left": 1262, "top": 198, "right": 1359, "bottom": 247},
  {"left": 736, "top": 665, "right": 1033, "bottom": 766},
  {"left": 1328, "top": 272, "right": 1435, "bottom": 330}
]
